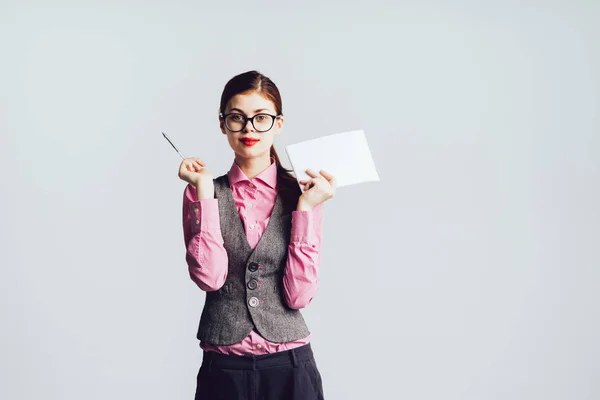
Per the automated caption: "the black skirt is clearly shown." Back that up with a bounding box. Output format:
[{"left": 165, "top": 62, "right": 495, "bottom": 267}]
[{"left": 194, "top": 343, "right": 324, "bottom": 400}]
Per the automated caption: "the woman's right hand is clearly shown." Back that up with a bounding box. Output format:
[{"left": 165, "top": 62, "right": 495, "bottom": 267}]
[{"left": 178, "top": 158, "right": 214, "bottom": 198}]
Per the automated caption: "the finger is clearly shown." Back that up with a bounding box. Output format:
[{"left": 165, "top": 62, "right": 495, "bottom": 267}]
[
  {"left": 194, "top": 158, "right": 206, "bottom": 166},
  {"left": 193, "top": 160, "right": 203, "bottom": 171},
  {"left": 319, "top": 169, "right": 335, "bottom": 183},
  {"left": 305, "top": 169, "right": 320, "bottom": 178}
]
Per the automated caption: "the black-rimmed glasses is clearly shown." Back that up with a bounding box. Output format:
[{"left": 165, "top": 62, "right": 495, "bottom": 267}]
[{"left": 219, "top": 112, "right": 282, "bottom": 133}]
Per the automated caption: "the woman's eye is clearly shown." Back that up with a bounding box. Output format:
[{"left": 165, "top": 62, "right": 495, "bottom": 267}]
[
  {"left": 230, "top": 115, "right": 244, "bottom": 121},
  {"left": 256, "top": 115, "right": 267, "bottom": 121}
]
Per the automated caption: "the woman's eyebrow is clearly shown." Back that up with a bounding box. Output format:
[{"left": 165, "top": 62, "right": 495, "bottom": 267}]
[{"left": 228, "top": 108, "right": 271, "bottom": 114}]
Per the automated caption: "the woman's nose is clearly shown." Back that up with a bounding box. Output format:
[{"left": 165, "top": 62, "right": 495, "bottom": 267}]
[{"left": 243, "top": 118, "right": 255, "bottom": 132}]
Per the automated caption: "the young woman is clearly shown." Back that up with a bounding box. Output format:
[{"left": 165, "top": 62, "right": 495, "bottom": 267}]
[{"left": 178, "top": 70, "right": 335, "bottom": 399}]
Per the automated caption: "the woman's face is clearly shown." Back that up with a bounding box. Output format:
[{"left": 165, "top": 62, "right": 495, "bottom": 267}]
[{"left": 220, "top": 91, "right": 284, "bottom": 161}]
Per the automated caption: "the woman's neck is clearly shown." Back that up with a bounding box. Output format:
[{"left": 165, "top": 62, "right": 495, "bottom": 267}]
[{"left": 234, "top": 153, "right": 272, "bottom": 179}]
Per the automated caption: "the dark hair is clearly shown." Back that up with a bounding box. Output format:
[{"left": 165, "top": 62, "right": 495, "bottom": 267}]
[{"left": 219, "top": 70, "right": 301, "bottom": 207}]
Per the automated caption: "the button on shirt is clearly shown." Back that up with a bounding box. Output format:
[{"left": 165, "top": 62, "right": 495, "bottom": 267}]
[{"left": 182, "top": 159, "right": 324, "bottom": 355}]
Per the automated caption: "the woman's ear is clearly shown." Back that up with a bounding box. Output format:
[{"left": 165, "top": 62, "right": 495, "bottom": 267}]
[
  {"left": 219, "top": 117, "right": 227, "bottom": 135},
  {"left": 274, "top": 115, "right": 284, "bottom": 135}
]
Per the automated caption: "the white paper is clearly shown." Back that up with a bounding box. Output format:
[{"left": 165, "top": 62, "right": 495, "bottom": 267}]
[{"left": 284, "top": 130, "right": 380, "bottom": 188}]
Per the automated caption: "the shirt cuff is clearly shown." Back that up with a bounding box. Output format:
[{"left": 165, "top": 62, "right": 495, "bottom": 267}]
[
  {"left": 291, "top": 210, "right": 315, "bottom": 245},
  {"left": 189, "top": 199, "right": 220, "bottom": 234}
]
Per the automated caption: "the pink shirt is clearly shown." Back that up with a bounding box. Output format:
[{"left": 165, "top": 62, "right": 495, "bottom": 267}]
[{"left": 182, "top": 159, "right": 324, "bottom": 355}]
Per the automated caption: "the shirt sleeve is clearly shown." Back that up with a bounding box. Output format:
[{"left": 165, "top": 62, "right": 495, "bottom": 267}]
[
  {"left": 282, "top": 202, "right": 324, "bottom": 309},
  {"left": 182, "top": 184, "right": 228, "bottom": 291}
]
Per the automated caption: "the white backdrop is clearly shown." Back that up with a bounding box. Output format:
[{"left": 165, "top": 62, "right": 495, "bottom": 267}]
[{"left": 1, "top": 1, "right": 598, "bottom": 399}]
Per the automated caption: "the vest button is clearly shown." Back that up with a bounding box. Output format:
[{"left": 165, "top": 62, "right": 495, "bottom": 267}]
[
  {"left": 247, "top": 279, "right": 258, "bottom": 290},
  {"left": 248, "top": 262, "right": 259, "bottom": 272},
  {"left": 248, "top": 297, "right": 259, "bottom": 308}
]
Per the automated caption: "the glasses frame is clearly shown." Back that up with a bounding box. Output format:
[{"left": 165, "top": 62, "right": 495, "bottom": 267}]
[{"left": 219, "top": 112, "right": 283, "bottom": 133}]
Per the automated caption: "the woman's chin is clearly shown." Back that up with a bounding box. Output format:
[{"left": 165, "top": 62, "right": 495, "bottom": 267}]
[{"left": 234, "top": 146, "right": 269, "bottom": 159}]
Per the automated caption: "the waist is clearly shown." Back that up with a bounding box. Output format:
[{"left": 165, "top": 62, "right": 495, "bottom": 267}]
[
  {"left": 200, "top": 329, "right": 311, "bottom": 355},
  {"left": 201, "top": 343, "right": 314, "bottom": 370}
]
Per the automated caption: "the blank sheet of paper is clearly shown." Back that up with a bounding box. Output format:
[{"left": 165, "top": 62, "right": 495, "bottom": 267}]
[{"left": 284, "top": 129, "right": 380, "bottom": 188}]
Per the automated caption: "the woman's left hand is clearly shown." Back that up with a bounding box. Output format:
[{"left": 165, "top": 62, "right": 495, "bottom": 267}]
[{"left": 297, "top": 169, "right": 336, "bottom": 210}]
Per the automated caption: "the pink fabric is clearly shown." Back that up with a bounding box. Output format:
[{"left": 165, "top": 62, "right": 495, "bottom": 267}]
[{"left": 182, "top": 160, "right": 323, "bottom": 355}]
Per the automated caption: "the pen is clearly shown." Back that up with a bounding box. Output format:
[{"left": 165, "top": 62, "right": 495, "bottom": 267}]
[{"left": 162, "top": 131, "right": 186, "bottom": 160}]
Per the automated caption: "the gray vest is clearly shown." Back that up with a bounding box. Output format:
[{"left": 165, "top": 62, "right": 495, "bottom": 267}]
[{"left": 196, "top": 174, "right": 311, "bottom": 345}]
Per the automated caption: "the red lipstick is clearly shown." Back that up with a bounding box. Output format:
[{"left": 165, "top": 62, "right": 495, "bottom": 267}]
[{"left": 240, "top": 138, "right": 260, "bottom": 146}]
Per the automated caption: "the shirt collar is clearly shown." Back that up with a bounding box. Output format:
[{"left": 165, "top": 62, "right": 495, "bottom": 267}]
[{"left": 227, "top": 157, "right": 278, "bottom": 189}]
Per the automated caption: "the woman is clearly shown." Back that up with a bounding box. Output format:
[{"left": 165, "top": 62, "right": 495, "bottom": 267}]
[{"left": 179, "top": 70, "right": 335, "bottom": 399}]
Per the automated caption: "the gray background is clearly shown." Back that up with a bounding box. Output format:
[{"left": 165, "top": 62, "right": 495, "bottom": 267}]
[{"left": 1, "top": 0, "right": 598, "bottom": 399}]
